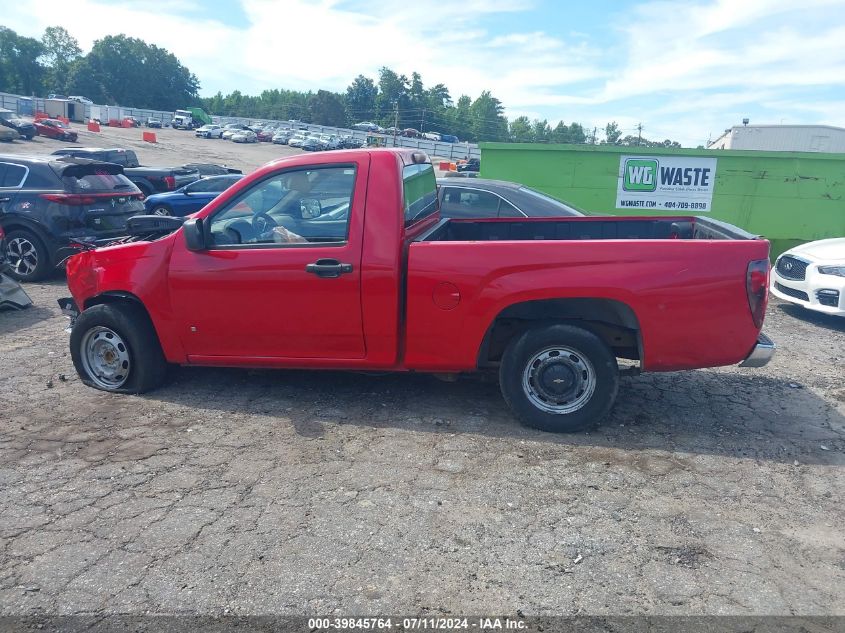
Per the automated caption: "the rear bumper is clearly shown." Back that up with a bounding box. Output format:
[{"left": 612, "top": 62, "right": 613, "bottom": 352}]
[{"left": 739, "top": 332, "right": 776, "bottom": 368}]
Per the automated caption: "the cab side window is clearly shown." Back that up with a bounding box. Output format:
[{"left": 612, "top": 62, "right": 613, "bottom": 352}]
[
  {"left": 207, "top": 166, "right": 356, "bottom": 247},
  {"left": 0, "top": 163, "right": 26, "bottom": 188}
]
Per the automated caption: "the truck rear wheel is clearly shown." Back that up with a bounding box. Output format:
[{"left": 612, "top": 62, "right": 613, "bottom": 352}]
[
  {"left": 499, "top": 324, "right": 619, "bottom": 433},
  {"left": 70, "top": 303, "right": 167, "bottom": 394}
]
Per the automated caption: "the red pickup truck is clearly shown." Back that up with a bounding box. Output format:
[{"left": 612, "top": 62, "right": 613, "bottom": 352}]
[{"left": 61, "top": 149, "right": 775, "bottom": 433}]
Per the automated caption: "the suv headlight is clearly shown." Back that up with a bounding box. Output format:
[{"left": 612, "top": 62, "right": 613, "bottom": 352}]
[{"left": 818, "top": 265, "right": 845, "bottom": 277}]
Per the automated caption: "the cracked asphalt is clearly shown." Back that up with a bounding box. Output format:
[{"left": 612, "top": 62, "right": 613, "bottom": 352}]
[{"left": 1, "top": 281, "right": 843, "bottom": 617}]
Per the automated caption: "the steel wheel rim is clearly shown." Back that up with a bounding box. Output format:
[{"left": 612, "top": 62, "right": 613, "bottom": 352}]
[
  {"left": 151, "top": 207, "right": 170, "bottom": 216},
  {"left": 80, "top": 326, "right": 131, "bottom": 389},
  {"left": 7, "top": 237, "right": 38, "bottom": 276},
  {"left": 522, "top": 346, "right": 596, "bottom": 414}
]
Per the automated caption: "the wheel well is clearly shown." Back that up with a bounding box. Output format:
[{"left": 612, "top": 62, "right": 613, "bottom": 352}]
[
  {"left": 478, "top": 298, "right": 642, "bottom": 367},
  {"left": 85, "top": 291, "right": 146, "bottom": 313}
]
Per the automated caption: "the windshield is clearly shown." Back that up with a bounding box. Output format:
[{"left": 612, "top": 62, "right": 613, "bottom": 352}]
[
  {"left": 61, "top": 171, "right": 136, "bottom": 193},
  {"left": 175, "top": 110, "right": 191, "bottom": 117}
]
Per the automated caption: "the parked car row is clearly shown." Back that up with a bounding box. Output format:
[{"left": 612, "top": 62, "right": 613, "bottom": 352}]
[{"left": 354, "top": 123, "right": 461, "bottom": 143}]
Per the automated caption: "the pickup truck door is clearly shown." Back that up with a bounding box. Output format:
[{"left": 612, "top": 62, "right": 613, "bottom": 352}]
[{"left": 168, "top": 159, "right": 368, "bottom": 360}]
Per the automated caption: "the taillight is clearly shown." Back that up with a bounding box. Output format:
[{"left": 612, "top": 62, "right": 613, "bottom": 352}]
[
  {"left": 746, "top": 259, "right": 769, "bottom": 328},
  {"left": 0, "top": 225, "right": 5, "bottom": 241},
  {"left": 164, "top": 176, "right": 176, "bottom": 190},
  {"left": 40, "top": 193, "right": 142, "bottom": 206},
  {"left": 41, "top": 193, "right": 97, "bottom": 205}
]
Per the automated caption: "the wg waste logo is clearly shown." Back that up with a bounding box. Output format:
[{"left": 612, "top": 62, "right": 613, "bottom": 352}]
[
  {"left": 616, "top": 155, "right": 717, "bottom": 211},
  {"left": 622, "top": 158, "right": 658, "bottom": 192}
]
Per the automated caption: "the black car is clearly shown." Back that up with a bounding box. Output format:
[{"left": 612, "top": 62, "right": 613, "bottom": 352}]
[
  {"left": 456, "top": 157, "right": 480, "bottom": 172},
  {"left": 182, "top": 163, "right": 243, "bottom": 176},
  {"left": 1, "top": 118, "right": 37, "bottom": 141},
  {"left": 52, "top": 147, "right": 141, "bottom": 167},
  {"left": 146, "top": 118, "right": 163, "bottom": 128},
  {"left": 436, "top": 178, "right": 584, "bottom": 219},
  {"left": 0, "top": 156, "right": 145, "bottom": 281}
]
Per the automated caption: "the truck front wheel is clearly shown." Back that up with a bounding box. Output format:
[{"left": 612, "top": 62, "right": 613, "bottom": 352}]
[
  {"left": 70, "top": 303, "right": 167, "bottom": 394},
  {"left": 499, "top": 324, "right": 619, "bottom": 433}
]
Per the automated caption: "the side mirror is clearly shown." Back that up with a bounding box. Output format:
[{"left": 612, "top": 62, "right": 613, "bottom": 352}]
[
  {"left": 300, "top": 198, "right": 322, "bottom": 219},
  {"left": 183, "top": 217, "right": 206, "bottom": 251}
]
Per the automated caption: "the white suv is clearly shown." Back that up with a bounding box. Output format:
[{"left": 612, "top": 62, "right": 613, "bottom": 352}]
[{"left": 196, "top": 124, "right": 223, "bottom": 139}]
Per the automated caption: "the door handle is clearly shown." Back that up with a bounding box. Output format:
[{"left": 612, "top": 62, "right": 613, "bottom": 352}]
[
  {"left": 305, "top": 258, "right": 353, "bottom": 278},
  {"left": 0, "top": 197, "right": 10, "bottom": 203}
]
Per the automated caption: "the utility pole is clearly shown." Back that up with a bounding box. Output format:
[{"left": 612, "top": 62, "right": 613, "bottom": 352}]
[
  {"left": 637, "top": 123, "right": 643, "bottom": 146},
  {"left": 592, "top": 127, "right": 597, "bottom": 145},
  {"left": 393, "top": 100, "right": 399, "bottom": 147},
  {"left": 420, "top": 108, "right": 426, "bottom": 133}
]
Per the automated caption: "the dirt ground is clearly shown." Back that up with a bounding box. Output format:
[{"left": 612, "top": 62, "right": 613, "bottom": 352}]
[
  {"left": 0, "top": 125, "right": 844, "bottom": 619},
  {"left": 0, "top": 279, "right": 843, "bottom": 618},
  {"left": 0, "top": 124, "right": 304, "bottom": 173}
]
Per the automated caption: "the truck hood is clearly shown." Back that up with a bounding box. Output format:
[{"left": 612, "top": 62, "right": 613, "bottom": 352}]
[{"left": 789, "top": 237, "right": 845, "bottom": 262}]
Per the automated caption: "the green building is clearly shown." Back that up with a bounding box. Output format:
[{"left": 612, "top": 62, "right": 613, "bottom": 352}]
[{"left": 479, "top": 143, "right": 845, "bottom": 257}]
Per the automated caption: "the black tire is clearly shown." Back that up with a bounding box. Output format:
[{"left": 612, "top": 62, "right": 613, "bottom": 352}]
[
  {"left": 499, "top": 324, "right": 619, "bottom": 433},
  {"left": 4, "top": 229, "right": 51, "bottom": 282},
  {"left": 150, "top": 205, "right": 171, "bottom": 216},
  {"left": 70, "top": 303, "right": 167, "bottom": 394}
]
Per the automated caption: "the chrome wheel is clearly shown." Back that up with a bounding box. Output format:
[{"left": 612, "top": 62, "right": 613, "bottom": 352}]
[
  {"left": 151, "top": 206, "right": 171, "bottom": 216},
  {"left": 521, "top": 346, "right": 596, "bottom": 414},
  {"left": 7, "top": 237, "right": 38, "bottom": 277},
  {"left": 80, "top": 326, "right": 131, "bottom": 390}
]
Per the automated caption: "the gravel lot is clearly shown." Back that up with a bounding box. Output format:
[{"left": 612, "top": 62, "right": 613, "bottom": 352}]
[
  {"left": 0, "top": 126, "right": 843, "bottom": 618},
  {"left": 0, "top": 124, "right": 306, "bottom": 173},
  {"left": 0, "top": 280, "right": 843, "bottom": 617}
]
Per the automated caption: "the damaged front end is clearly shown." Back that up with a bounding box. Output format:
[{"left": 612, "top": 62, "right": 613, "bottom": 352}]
[{"left": 0, "top": 271, "right": 32, "bottom": 310}]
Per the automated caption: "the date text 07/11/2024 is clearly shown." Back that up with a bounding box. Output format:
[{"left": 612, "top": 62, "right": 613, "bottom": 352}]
[{"left": 308, "top": 617, "right": 528, "bottom": 630}]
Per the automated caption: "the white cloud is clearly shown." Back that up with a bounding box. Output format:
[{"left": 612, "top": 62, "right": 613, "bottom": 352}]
[{"left": 5, "top": 0, "right": 845, "bottom": 144}]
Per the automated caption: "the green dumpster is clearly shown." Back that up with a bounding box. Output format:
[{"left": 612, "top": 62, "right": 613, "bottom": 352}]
[{"left": 479, "top": 143, "right": 845, "bottom": 258}]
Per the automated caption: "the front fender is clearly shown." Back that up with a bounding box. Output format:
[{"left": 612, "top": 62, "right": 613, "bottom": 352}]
[{"left": 66, "top": 235, "right": 187, "bottom": 363}]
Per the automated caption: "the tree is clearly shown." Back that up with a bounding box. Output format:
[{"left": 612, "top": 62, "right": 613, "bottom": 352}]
[
  {"left": 72, "top": 35, "right": 199, "bottom": 110},
  {"left": 470, "top": 91, "right": 508, "bottom": 142},
  {"left": 376, "top": 67, "right": 409, "bottom": 126},
  {"left": 509, "top": 116, "right": 533, "bottom": 142},
  {"left": 345, "top": 74, "right": 377, "bottom": 122},
  {"left": 532, "top": 119, "right": 551, "bottom": 143},
  {"left": 604, "top": 121, "right": 622, "bottom": 144},
  {"left": 0, "top": 27, "right": 45, "bottom": 95},
  {"left": 65, "top": 57, "right": 105, "bottom": 103},
  {"left": 41, "top": 26, "right": 81, "bottom": 93},
  {"left": 449, "top": 95, "right": 473, "bottom": 141},
  {"left": 308, "top": 90, "right": 348, "bottom": 127}
]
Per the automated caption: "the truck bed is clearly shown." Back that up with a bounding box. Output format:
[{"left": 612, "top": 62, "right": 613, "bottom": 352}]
[
  {"left": 418, "top": 215, "right": 758, "bottom": 243},
  {"left": 404, "top": 214, "right": 770, "bottom": 374}
]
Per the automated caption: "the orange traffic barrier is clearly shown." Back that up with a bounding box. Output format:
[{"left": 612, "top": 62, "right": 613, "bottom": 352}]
[
  {"left": 58, "top": 116, "right": 70, "bottom": 124},
  {"left": 439, "top": 161, "right": 451, "bottom": 170},
  {"left": 142, "top": 132, "right": 157, "bottom": 143},
  {"left": 34, "top": 112, "right": 49, "bottom": 120},
  {"left": 449, "top": 162, "right": 457, "bottom": 171},
  {"left": 109, "top": 119, "right": 121, "bottom": 127},
  {"left": 87, "top": 121, "right": 100, "bottom": 132}
]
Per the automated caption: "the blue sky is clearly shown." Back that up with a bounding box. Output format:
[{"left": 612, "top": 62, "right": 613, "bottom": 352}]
[{"left": 8, "top": 0, "right": 845, "bottom": 145}]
